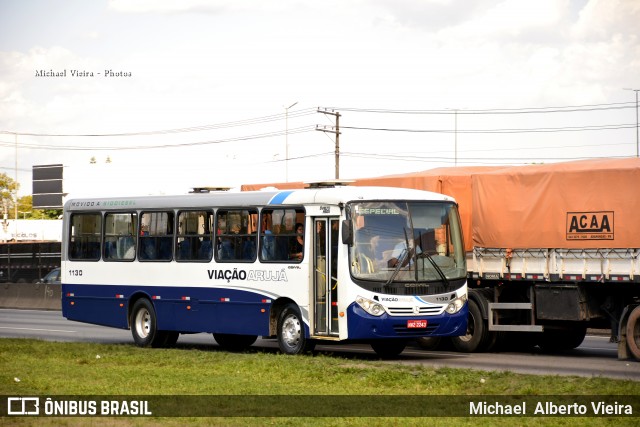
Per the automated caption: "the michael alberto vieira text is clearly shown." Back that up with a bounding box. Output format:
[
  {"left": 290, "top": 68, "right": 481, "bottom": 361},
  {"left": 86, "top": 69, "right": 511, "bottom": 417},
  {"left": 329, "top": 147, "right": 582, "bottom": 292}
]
[
  {"left": 35, "top": 69, "right": 132, "bottom": 77},
  {"left": 470, "top": 400, "right": 633, "bottom": 416}
]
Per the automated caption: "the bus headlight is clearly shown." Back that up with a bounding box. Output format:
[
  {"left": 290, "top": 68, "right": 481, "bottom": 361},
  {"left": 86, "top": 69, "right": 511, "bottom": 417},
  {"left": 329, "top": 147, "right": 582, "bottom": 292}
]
[
  {"left": 445, "top": 294, "right": 467, "bottom": 314},
  {"left": 355, "top": 296, "right": 386, "bottom": 317}
]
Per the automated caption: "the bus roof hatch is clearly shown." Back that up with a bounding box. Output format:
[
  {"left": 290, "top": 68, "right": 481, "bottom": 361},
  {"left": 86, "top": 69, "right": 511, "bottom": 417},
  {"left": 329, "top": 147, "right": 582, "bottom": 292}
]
[
  {"left": 190, "top": 187, "right": 232, "bottom": 193},
  {"left": 305, "top": 180, "right": 354, "bottom": 189}
]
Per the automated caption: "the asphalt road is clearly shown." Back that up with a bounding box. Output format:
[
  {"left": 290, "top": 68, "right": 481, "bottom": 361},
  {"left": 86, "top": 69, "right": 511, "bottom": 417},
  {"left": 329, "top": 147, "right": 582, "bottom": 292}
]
[{"left": 1, "top": 308, "right": 638, "bottom": 381}]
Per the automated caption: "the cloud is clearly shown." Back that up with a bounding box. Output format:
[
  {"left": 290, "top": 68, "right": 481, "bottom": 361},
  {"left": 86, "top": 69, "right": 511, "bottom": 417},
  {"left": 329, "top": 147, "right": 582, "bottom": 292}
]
[
  {"left": 0, "top": 46, "right": 106, "bottom": 131},
  {"left": 572, "top": 0, "right": 640, "bottom": 41},
  {"left": 107, "top": 0, "right": 232, "bottom": 14},
  {"left": 2, "top": 0, "right": 639, "bottom": 194},
  {"left": 371, "top": 0, "right": 495, "bottom": 32}
]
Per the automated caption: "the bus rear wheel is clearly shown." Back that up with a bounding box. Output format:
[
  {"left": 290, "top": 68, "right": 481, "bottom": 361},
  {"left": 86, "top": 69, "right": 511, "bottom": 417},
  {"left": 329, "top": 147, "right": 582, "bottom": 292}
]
[
  {"left": 213, "top": 334, "right": 257, "bottom": 352},
  {"left": 277, "top": 304, "right": 315, "bottom": 355},
  {"left": 130, "top": 298, "right": 172, "bottom": 348}
]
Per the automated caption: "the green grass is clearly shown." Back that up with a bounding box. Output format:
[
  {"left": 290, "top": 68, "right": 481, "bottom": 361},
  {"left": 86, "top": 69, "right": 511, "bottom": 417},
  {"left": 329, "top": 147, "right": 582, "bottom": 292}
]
[{"left": 1, "top": 338, "right": 638, "bottom": 426}]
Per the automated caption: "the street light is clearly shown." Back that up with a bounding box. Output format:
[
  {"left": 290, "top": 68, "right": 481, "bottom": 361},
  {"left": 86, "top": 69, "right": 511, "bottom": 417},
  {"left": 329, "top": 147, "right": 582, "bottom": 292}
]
[
  {"left": 623, "top": 88, "right": 639, "bottom": 158},
  {"left": 284, "top": 101, "right": 298, "bottom": 181}
]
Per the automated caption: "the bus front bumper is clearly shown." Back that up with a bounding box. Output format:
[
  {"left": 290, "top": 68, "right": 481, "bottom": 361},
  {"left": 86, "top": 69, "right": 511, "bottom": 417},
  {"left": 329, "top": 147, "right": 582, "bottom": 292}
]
[{"left": 345, "top": 302, "right": 468, "bottom": 340}]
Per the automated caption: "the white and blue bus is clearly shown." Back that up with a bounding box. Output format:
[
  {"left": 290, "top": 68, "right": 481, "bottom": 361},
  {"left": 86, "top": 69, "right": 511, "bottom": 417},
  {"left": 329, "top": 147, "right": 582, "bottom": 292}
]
[{"left": 61, "top": 184, "right": 467, "bottom": 357}]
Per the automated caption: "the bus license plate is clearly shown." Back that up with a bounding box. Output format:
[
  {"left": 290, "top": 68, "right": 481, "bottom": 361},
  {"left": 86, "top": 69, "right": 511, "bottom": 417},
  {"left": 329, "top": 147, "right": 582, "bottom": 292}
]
[{"left": 407, "top": 319, "right": 427, "bottom": 328}]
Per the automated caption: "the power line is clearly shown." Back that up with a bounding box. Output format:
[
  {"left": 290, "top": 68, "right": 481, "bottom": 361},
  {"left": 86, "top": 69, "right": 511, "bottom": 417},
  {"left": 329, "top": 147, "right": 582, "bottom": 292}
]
[
  {"left": 328, "top": 102, "right": 637, "bottom": 115},
  {"left": 265, "top": 151, "right": 334, "bottom": 164},
  {"left": 341, "top": 151, "right": 633, "bottom": 164},
  {"left": 341, "top": 123, "right": 636, "bottom": 134},
  {"left": 0, "top": 166, "right": 33, "bottom": 173},
  {"left": 2, "top": 122, "right": 632, "bottom": 153},
  {"left": 0, "top": 108, "right": 317, "bottom": 137},
  {"left": 2, "top": 101, "right": 635, "bottom": 138},
  {"left": 0, "top": 126, "right": 316, "bottom": 151},
  {"left": 392, "top": 140, "right": 636, "bottom": 156}
]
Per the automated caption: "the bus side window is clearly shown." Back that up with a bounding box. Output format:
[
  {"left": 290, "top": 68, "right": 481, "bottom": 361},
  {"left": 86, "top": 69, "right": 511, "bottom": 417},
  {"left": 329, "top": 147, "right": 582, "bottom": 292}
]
[
  {"left": 104, "top": 213, "right": 137, "bottom": 261},
  {"left": 69, "top": 213, "right": 101, "bottom": 261},
  {"left": 176, "top": 210, "right": 213, "bottom": 262},
  {"left": 139, "top": 211, "right": 174, "bottom": 261},
  {"left": 215, "top": 209, "right": 257, "bottom": 262},
  {"left": 259, "top": 208, "right": 305, "bottom": 263}
]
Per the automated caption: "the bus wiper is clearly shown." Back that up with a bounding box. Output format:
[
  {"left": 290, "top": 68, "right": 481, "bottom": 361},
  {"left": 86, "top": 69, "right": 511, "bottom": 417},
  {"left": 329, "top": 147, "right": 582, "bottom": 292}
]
[
  {"left": 419, "top": 250, "right": 450, "bottom": 289},
  {"left": 385, "top": 229, "right": 412, "bottom": 286},
  {"left": 385, "top": 247, "right": 407, "bottom": 286}
]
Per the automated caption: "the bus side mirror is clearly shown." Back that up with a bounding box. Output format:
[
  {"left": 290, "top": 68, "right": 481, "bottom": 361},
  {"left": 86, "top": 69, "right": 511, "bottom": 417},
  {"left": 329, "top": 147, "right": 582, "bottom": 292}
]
[{"left": 341, "top": 220, "right": 353, "bottom": 245}]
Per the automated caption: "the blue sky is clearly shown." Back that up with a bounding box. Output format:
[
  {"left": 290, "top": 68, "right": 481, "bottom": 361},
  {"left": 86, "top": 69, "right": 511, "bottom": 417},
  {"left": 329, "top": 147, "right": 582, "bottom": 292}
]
[{"left": 0, "top": 0, "right": 638, "bottom": 197}]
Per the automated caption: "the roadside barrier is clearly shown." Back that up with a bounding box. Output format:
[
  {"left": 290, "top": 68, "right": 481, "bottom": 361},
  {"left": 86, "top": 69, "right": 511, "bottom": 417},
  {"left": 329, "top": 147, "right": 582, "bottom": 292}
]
[{"left": 0, "top": 282, "right": 61, "bottom": 310}]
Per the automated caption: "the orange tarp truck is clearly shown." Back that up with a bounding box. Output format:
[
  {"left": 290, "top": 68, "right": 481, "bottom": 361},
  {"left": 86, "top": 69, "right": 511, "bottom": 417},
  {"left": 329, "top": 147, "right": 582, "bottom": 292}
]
[
  {"left": 470, "top": 158, "right": 640, "bottom": 249},
  {"left": 244, "top": 158, "right": 640, "bottom": 249},
  {"left": 242, "top": 158, "right": 640, "bottom": 360}
]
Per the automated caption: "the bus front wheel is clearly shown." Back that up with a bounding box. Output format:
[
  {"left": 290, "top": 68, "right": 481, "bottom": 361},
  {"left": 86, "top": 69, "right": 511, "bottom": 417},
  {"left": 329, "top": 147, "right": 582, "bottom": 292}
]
[
  {"left": 130, "top": 298, "right": 172, "bottom": 348},
  {"left": 371, "top": 340, "right": 407, "bottom": 358},
  {"left": 277, "top": 304, "right": 315, "bottom": 355}
]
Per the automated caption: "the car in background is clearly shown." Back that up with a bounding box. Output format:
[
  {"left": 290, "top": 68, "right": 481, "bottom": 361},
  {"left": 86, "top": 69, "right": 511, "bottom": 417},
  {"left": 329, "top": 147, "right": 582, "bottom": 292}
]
[{"left": 38, "top": 267, "right": 61, "bottom": 285}]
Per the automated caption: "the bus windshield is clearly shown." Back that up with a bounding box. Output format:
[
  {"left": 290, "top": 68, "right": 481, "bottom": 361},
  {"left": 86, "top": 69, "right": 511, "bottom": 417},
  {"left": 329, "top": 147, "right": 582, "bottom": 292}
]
[{"left": 348, "top": 201, "right": 466, "bottom": 289}]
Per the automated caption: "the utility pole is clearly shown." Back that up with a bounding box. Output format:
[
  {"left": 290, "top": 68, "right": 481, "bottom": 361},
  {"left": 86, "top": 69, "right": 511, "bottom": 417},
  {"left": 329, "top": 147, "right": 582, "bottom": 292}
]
[
  {"left": 624, "top": 89, "right": 639, "bottom": 157},
  {"left": 284, "top": 101, "right": 298, "bottom": 182},
  {"left": 316, "top": 108, "right": 341, "bottom": 179},
  {"left": 14, "top": 133, "right": 18, "bottom": 237}
]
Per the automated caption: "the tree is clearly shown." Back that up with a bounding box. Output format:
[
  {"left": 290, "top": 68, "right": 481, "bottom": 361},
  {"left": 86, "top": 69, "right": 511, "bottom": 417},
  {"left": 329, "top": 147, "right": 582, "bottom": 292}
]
[
  {"left": 17, "top": 195, "right": 62, "bottom": 219},
  {"left": 0, "top": 173, "right": 19, "bottom": 219}
]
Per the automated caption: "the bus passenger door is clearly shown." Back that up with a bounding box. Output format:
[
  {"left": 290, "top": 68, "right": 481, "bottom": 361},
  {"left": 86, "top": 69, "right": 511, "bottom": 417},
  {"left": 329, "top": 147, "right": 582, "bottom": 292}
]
[{"left": 313, "top": 218, "right": 339, "bottom": 337}]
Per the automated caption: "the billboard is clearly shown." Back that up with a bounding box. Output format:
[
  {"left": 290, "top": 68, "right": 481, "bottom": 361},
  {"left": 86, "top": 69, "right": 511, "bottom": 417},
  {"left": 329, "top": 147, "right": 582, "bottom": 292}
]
[{"left": 32, "top": 164, "right": 63, "bottom": 209}]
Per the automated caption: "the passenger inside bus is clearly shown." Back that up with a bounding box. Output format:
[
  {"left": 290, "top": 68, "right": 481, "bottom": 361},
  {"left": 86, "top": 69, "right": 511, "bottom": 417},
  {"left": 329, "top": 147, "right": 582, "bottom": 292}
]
[
  {"left": 289, "top": 223, "right": 304, "bottom": 260},
  {"left": 218, "top": 223, "right": 241, "bottom": 260},
  {"left": 140, "top": 238, "right": 157, "bottom": 260},
  {"left": 199, "top": 237, "right": 213, "bottom": 260},
  {"left": 316, "top": 221, "right": 325, "bottom": 256},
  {"left": 261, "top": 214, "right": 275, "bottom": 260},
  {"left": 387, "top": 229, "right": 435, "bottom": 268},
  {"left": 242, "top": 233, "right": 256, "bottom": 260},
  {"left": 118, "top": 235, "right": 135, "bottom": 260}
]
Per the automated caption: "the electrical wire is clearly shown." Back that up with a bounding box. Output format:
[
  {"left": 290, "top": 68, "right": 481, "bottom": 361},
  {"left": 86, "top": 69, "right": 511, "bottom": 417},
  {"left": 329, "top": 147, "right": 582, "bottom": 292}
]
[
  {"left": 327, "top": 102, "right": 637, "bottom": 115},
  {"left": 0, "top": 108, "right": 318, "bottom": 137},
  {"left": 341, "top": 123, "right": 637, "bottom": 134},
  {"left": 0, "top": 126, "right": 316, "bottom": 151},
  {"left": 341, "top": 152, "right": 633, "bottom": 164}
]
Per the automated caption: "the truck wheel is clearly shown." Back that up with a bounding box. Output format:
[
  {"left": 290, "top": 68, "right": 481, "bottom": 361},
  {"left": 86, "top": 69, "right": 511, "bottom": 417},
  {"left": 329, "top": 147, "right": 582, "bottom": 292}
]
[
  {"left": 625, "top": 306, "right": 640, "bottom": 360},
  {"left": 499, "top": 332, "right": 537, "bottom": 352},
  {"left": 277, "top": 304, "right": 315, "bottom": 355},
  {"left": 451, "top": 298, "right": 495, "bottom": 352},
  {"left": 539, "top": 326, "right": 587, "bottom": 352},
  {"left": 130, "top": 298, "right": 168, "bottom": 348}
]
